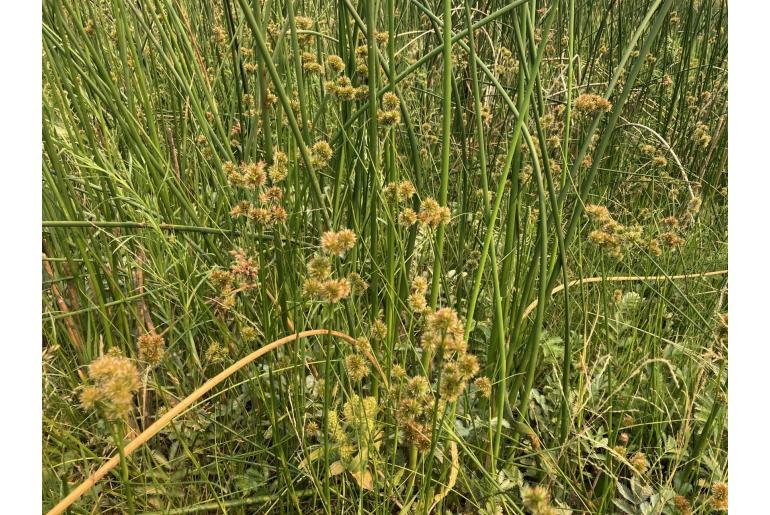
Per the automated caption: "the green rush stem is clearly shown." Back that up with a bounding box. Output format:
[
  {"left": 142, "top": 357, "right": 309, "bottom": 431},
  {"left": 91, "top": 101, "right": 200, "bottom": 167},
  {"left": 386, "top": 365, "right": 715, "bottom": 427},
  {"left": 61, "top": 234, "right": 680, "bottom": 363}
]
[
  {"left": 464, "top": 4, "right": 556, "bottom": 338},
  {"left": 365, "top": 0, "right": 380, "bottom": 324},
  {"left": 285, "top": 0, "right": 311, "bottom": 143},
  {"left": 236, "top": 0, "right": 331, "bottom": 227},
  {"left": 384, "top": 0, "right": 398, "bottom": 381},
  {"left": 112, "top": 420, "right": 135, "bottom": 515},
  {"left": 461, "top": 0, "right": 506, "bottom": 467},
  {"left": 428, "top": 0, "right": 453, "bottom": 311},
  {"left": 328, "top": 0, "right": 532, "bottom": 151},
  {"left": 559, "top": 0, "right": 577, "bottom": 445}
]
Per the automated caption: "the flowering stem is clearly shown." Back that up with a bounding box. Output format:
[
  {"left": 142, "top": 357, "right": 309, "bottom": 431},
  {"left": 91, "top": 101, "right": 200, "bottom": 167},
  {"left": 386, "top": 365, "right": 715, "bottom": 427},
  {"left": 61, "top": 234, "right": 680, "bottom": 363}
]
[
  {"left": 428, "top": 0, "right": 453, "bottom": 311},
  {"left": 111, "top": 420, "right": 135, "bottom": 515}
]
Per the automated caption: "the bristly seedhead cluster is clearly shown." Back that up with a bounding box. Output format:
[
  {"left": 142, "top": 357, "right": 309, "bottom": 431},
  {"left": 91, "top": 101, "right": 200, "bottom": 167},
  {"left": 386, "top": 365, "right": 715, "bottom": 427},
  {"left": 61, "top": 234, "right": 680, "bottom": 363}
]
[
  {"left": 80, "top": 349, "right": 141, "bottom": 420},
  {"left": 584, "top": 203, "right": 687, "bottom": 259},
  {"left": 710, "top": 482, "right": 728, "bottom": 512},
  {"left": 303, "top": 228, "right": 359, "bottom": 304},
  {"left": 137, "top": 333, "right": 165, "bottom": 367},
  {"left": 42, "top": 0, "right": 728, "bottom": 511},
  {"left": 521, "top": 484, "right": 555, "bottom": 515},
  {"left": 208, "top": 248, "right": 261, "bottom": 313},
  {"left": 417, "top": 197, "right": 451, "bottom": 229},
  {"left": 320, "top": 228, "right": 357, "bottom": 257},
  {"left": 225, "top": 158, "right": 288, "bottom": 227},
  {"left": 377, "top": 92, "right": 401, "bottom": 127},
  {"left": 574, "top": 92, "right": 612, "bottom": 114}
]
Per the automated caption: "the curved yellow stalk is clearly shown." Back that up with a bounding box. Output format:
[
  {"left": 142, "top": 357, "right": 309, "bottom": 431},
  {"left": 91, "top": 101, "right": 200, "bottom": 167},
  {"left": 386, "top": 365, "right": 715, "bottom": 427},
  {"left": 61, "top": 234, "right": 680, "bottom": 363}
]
[{"left": 47, "top": 329, "right": 383, "bottom": 515}]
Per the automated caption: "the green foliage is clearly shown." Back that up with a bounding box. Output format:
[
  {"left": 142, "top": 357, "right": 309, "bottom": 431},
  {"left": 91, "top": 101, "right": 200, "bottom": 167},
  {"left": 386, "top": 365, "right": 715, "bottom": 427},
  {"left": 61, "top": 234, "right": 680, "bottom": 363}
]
[{"left": 42, "top": 0, "right": 728, "bottom": 513}]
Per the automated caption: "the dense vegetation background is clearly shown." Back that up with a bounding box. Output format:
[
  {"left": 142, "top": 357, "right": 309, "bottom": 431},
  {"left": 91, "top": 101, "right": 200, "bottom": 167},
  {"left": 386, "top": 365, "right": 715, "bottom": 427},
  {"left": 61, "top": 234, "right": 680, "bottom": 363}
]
[{"left": 42, "top": 0, "right": 727, "bottom": 513}]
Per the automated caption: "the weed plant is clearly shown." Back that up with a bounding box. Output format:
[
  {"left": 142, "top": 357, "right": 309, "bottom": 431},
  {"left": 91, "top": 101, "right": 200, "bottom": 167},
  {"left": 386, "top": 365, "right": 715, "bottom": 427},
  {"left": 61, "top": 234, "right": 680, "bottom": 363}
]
[{"left": 42, "top": 0, "right": 727, "bottom": 513}]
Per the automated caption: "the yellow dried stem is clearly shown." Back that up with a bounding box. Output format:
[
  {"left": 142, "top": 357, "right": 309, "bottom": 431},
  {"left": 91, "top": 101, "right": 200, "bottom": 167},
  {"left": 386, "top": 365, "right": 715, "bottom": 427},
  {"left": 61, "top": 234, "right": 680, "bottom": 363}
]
[{"left": 47, "top": 329, "right": 385, "bottom": 515}]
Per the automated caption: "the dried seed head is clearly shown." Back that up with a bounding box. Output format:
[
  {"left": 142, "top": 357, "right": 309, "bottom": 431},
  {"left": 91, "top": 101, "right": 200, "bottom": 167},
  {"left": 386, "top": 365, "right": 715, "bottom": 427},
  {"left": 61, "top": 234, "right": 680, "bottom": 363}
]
[
  {"left": 474, "top": 376, "right": 492, "bottom": 398},
  {"left": 457, "top": 353, "right": 480, "bottom": 379},
  {"left": 302, "top": 278, "right": 324, "bottom": 298},
  {"left": 382, "top": 92, "right": 400, "bottom": 111},
  {"left": 348, "top": 272, "right": 369, "bottom": 294},
  {"left": 345, "top": 354, "right": 370, "bottom": 382},
  {"left": 574, "top": 93, "right": 612, "bottom": 113},
  {"left": 137, "top": 333, "right": 165, "bottom": 367},
  {"left": 311, "top": 140, "right": 333, "bottom": 168},
  {"left": 320, "top": 278, "right": 351, "bottom": 303},
  {"left": 673, "top": 495, "right": 692, "bottom": 515},
  {"left": 630, "top": 451, "right": 649, "bottom": 475},
  {"left": 320, "top": 229, "right": 357, "bottom": 257},
  {"left": 399, "top": 208, "right": 418, "bottom": 227},
  {"left": 308, "top": 255, "right": 333, "bottom": 280},
  {"left": 418, "top": 197, "right": 451, "bottom": 228},
  {"left": 710, "top": 482, "right": 728, "bottom": 512},
  {"left": 326, "top": 55, "right": 345, "bottom": 74},
  {"left": 371, "top": 319, "right": 387, "bottom": 340},
  {"left": 81, "top": 349, "right": 141, "bottom": 420},
  {"left": 521, "top": 484, "right": 551, "bottom": 514}
]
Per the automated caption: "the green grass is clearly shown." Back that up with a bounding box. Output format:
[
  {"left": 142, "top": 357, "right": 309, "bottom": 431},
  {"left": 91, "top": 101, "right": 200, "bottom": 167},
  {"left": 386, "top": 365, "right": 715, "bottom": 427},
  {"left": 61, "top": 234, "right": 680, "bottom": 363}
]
[{"left": 42, "top": 0, "right": 727, "bottom": 513}]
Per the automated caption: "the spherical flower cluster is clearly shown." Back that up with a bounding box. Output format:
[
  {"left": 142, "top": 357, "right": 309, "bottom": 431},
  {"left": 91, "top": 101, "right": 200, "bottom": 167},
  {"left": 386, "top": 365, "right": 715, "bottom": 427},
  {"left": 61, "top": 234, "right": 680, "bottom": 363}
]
[
  {"left": 693, "top": 121, "right": 711, "bottom": 148},
  {"left": 325, "top": 76, "right": 357, "bottom": 101},
  {"left": 474, "top": 376, "right": 492, "bottom": 398},
  {"left": 205, "top": 341, "right": 230, "bottom": 364},
  {"left": 343, "top": 395, "right": 379, "bottom": 431},
  {"left": 370, "top": 319, "right": 387, "bottom": 341},
  {"left": 269, "top": 150, "right": 289, "bottom": 182},
  {"left": 326, "top": 55, "right": 345, "bottom": 74},
  {"left": 224, "top": 161, "right": 267, "bottom": 189},
  {"left": 310, "top": 140, "right": 333, "bottom": 168},
  {"left": 659, "top": 231, "right": 684, "bottom": 247},
  {"left": 710, "top": 482, "right": 728, "bottom": 512},
  {"left": 137, "top": 333, "right": 165, "bottom": 367},
  {"left": 574, "top": 93, "right": 612, "bottom": 113},
  {"left": 640, "top": 143, "right": 657, "bottom": 155},
  {"left": 294, "top": 16, "right": 313, "bottom": 45},
  {"left": 80, "top": 349, "right": 141, "bottom": 420},
  {"left": 408, "top": 275, "right": 429, "bottom": 314},
  {"left": 418, "top": 197, "right": 451, "bottom": 229},
  {"left": 308, "top": 255, "right": 332, "bottom": 280},
  {"left": 422, "top": 307, "right": 465, "bottom": 352},
  {"left": 354, "top": 84, "right": 369, "bottom": 100},
  {"left": 383, "top": 180, "right": 416, "bottom": 204},
  {"left": 687, "top": 195, "right": 702, "bottom": 215},
  {"left": 399, "top": 208, "right": 418, "bottom": 227},
  {"left": 319, "top": 278, "right": 351, "bottom": 303},
  {"left": 348, "top": 272, "right": 368, "bottom": 294},
  {"left": 629, "top": 451, "right": 649, "bottom": 475},
  {"left": 354, "top": 45, "right": 368, "bottom": 75},
  {"left": 377, "top": 92, "right": 401, "bottom": 127},
  {"left": 303, "top": 278, "right": 351, "bottom": 304},
  {"left": 345, "top": 354, "right": 370, "bottom": 382},
  {"left": 320, "top": 228, "right": 357, "bottom": 257},
  {"left": 521, "top": 484, "right": 559, "bottom": 515},
  {"left": 301, "top": 52, "right": 323, "bottom": 75},
  {"left": 241, "top": 326, "right": 258, "bottom": 342},
  {"left": 673, "top": 495, "right": 692, "bottom": 515}
]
